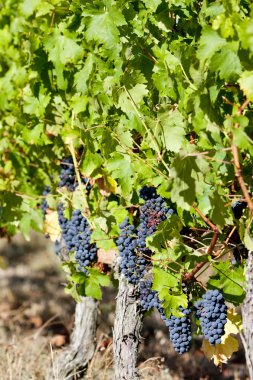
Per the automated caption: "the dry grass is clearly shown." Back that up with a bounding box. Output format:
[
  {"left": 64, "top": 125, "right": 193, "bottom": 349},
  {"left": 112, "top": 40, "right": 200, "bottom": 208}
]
[{"left": 0, "top": 335, "right": 51, "bottom": 380}]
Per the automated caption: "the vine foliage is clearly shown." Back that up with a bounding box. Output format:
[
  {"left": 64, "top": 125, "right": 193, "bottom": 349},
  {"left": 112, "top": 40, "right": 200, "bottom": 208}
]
[{"left": 0, "top": 0, "right": 253, "bottom": 364}]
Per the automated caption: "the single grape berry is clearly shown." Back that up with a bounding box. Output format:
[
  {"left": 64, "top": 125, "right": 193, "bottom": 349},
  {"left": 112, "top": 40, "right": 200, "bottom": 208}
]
[
  {"left": 54, "top": 239, "right": 61, "bottom": 256},
  {"left": 194, "top": 289, "right": 227, "bottom": 345}
]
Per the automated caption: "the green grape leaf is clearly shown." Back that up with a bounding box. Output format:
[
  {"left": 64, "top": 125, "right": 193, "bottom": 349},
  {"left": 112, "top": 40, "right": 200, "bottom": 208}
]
[
  {"left": 159, "top": 109, "right": 186, "bottom": 153},
  {"left": 238, "top": 71, "right": 253, "bottom": 100},
  {"left": 20, "top": 0, "right": 41, "bottom": 16},
  {"left": 44, "top": 30, "right": 83, "bottom": 65},
  {"left": 209, "top": 46, "right": 241, "bottom": 81},
  {"left": 74, "top": 53, "right": 94, "bottom": 94},
  {"left": 85, "top": 8, "right": 126, "bottom": 48},
  {"left": 118, "top": 84, "right": 149, "bottom": 113},
  {"left": 197, "top": 27, "right": 226, "bottom": 63},
  {"left": 208, "top": 261, "right": 245, "bottom": 305}
]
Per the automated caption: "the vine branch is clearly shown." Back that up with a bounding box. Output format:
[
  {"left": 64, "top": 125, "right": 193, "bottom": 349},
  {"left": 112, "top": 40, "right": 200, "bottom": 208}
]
[
  {"left": 232, "top": 99, "right": 253, "bottom": 216},
  {"left": 183, "top": 205, "right": 219, "bottom": 281},
  {"left": 213, "top": 226, "right": 237, "bottom": 258},
  {"left": 192, "top": 205, "right": 219, "bottom": 233}
]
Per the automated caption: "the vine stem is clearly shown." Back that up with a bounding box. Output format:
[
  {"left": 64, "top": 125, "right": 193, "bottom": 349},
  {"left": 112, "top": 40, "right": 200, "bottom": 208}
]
[
  {"left": 183, "top": 206, "right": 219, "bottom": 281},
  {"left": 213, "top": 226, "right": 237, "bottom": 258},
  {"left": 192, "top": 205, "right": 219, "bottom": 233},
  {"left": 232, "top": 99, "right": 253, "bottom": 216},
  {"left": 68, "top": 140, "right": 94, "bottom": 228}
]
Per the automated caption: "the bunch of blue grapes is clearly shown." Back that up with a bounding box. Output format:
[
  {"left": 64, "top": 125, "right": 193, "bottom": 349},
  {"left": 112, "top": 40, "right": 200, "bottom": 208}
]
[
  {"left": 57, "top": 204, "right": 97, "bottom": 271},
  {"left": 59, "top": 157, "right": 91, "bottom": 191},
  {"left": 117, "top": 186, "right": 174, "bottom": 284},
  {"left": 164, "top": 307, "right": 192, "bottom": 354},
  {"left": 139, "top": 280, "right": 161, "bottom": 310},
  {"left": 139, "top": 186, "right": 157, "bottom": 201},
  {"left": 138, "top": 280, "right": 192, "bottom": 354},
  {"left": 137, "top": 187, "right": 174, "bottom": 267},
  {"left": 117, "top": 218, "right": 146, "bottom": 284},
  {"left": 194, "top": 289, "right": 227, "bottom": 345},
  {"left": 41, "top": 186, "right": 50, "bottom": 218},
  {"left": 232, "top": 200, "right": 247, "bottom": 220}
]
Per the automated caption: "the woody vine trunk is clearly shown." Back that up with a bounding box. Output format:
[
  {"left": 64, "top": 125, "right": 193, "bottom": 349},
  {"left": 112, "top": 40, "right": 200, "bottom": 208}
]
[
  {"left": 241, "top": 252, "right": 253, "bottom": 380},
  {"left": 113, "top": 274, "right": 143, "bottom": 380},
  {"left": 50, "top": 238, "right": 99, "bottom": 380}
]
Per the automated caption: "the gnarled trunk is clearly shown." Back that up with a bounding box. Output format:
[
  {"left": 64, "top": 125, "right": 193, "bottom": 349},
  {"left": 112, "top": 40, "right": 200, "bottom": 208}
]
[
  {"left": 51, "top": 296, "right": 98, "bottom": 380},
  {"left": 113, "top": 275, "right": 143, "bottom": 380},
  {"left": 241, "top": 252, "right": 253, "bottom": 380},
  {"left": 50, "top": 237, "right": 99, "bottom": 380}
]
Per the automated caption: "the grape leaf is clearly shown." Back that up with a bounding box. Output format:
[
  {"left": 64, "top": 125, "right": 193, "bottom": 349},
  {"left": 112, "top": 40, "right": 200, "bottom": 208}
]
[
  {"left": 238, "top": 71, "right": 253, "bottom": 100},
  {"left": 208, "top": 261, "right": 245, "bottom": 305},
  {"left": 197, "top": 27, "right": 226, "bottom": 63},
  {"left": 44, "top": 211, "right": 62, "bottom": 242},
  {"left": 85, "top": 8, "right": 125, "bottom": 48},
  {"left": 202, "top": 309, "right": 242, "bottom": 365}
]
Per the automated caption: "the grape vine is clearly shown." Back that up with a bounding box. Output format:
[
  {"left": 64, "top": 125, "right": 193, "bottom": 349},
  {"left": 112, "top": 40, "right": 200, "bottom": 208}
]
[{"left": 1, "top": 0, "right": 252, "bottom": 370}]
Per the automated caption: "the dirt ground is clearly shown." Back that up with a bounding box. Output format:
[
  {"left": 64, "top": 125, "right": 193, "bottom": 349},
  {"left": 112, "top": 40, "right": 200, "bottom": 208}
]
[{"left": 0, "top": 233, "right": 249, "bottom": 380}]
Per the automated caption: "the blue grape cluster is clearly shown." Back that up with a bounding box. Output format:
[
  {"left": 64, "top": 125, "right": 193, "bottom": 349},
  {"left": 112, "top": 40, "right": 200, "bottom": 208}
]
[
  {"left": 41, "top": 186, "right": 50, "bottom": 218},
  {"left": 57, "top": 205, "right": 97, "bottom": 271},
  {"left": 139, "top": 186, "right": 157, "bottom": 201},
  {"left": 138, "top": 280, "right": 192, "bottom": 354},
  {"left": 117, "top": 187, "right": 174, "bottom": 284},
  {"left": 194, "top": 289, "right": 227, "bottom": 345},
  {"left": 137, "top": 195, "right": 174, "bottom": 253},
  {"left": 117, "top": 218, "right": 146, "bottom": 284},
  {"left": 137, "top": 188, "right": 174, "bottom": 271},
  {"left": 165, "top": 307, "right": 192, "bottom": 354},
  {"left": 232, "top": 200, "right": 247, "bottom": 220},
  {"left": 59, "top": 157, "right": 91, "bottom": 191},
  {"left": 139, "top": 280, "right": 161, "bottom": 310}
]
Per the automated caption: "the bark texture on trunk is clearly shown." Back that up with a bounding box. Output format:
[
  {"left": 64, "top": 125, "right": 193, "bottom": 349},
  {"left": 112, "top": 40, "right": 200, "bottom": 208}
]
[
  {"left": 241, "top": 252, "right": 253, "bottom": 380},
  {"left": 113, "top": 274, "right": 143, "bottom": 380},
  {"left": 51, "top": 296, "right": 98, "bottom": 380},
  {"left": 50, "top": 237, "right": 98, "bottom": 380}
]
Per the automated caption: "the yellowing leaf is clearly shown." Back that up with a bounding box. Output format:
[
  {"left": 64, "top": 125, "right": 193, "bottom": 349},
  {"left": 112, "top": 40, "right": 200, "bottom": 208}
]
[
  {"left": 44, "top": 211, "right": 61, "bottom": 242},
  {"left": 96, "top": 175, "right": 117, "bottom": 196},
  {"left": 202, "top": 335, "right": 239, "bottom": 366},
  {"left": 202, "top": 309, "right": 242, "bottom": 365},
  {"left": 222, "top": 309, "right": 242, "bottom": 340}
]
